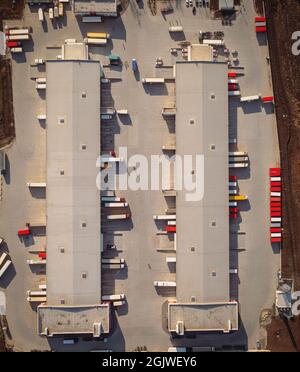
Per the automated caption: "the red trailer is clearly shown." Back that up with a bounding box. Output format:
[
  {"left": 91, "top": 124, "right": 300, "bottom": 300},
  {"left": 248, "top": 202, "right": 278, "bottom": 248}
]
[
  {"left": 38, "top": 252, "right": 46, "bottom": 259},
  {"left": 18, "top": 228, "right": 30, "bottom": 236},
  {"left": 256, "top": 26, "right": 267, "bottom": 33},
  {"left": 230, "top": 207, "right": 239, "bottom": 213},
  {"left": 271, "top": 202, "right": 281, "bottom": 207},
  {"left": 271, "top": 197, "right": 281, "bottom": 203},
  {"left": 270, "top": 187, "right": 281, "bottom": 192},
  {"left": 271, "top": 237, "right": 282, "bottom": 243},
  {"left": 271, "top": 211, "right": 281, "bottom": 217},
  {"left": 165, "top": 226, "right": 176, "bottom": 233},
  {"left": 255, "top": 17, "right": 266, "bottom": 22},
  {"left": 271, "top": 207, "right": 281, "bottom": 212},
  {"left": 228, "top": 83, "right": 238, "bottom": 91},
  {"left": 271, "top": 182, "right": 281, "bottom": 187},
  {"left": 6, "top": 41, "right": 21, "bottom": 48},
  {"left": 228, "top": 72, "right": 237, "bottom": 78},
  {"left": 262, "top": 96, "right": 274, "bottom": 103},
  {"left": 229, "top": 214, "right": 237, "bottom": 219},
  {"left": 270, "top": 168, "right": 281, "bottom": 177},
  {"left": 229, "top": 175, "right": 237, "bottom": 181},
  {"left": 270, "top": 228, "right": 282, "bottom": 233}
]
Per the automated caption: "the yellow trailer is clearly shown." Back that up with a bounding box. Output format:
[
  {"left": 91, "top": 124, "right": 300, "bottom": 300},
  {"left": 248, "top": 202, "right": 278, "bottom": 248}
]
[
  {"left": 229, "top": 195, "right": 248, "bottom": 201},
  {"left": 87, "top": 32, "right": 110, "bottom": 39}
]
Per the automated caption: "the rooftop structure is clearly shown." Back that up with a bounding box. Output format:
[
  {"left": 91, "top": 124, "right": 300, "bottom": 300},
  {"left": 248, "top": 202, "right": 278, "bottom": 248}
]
[
  {"left": 74, "top": 0, "right": 117, "bottom": 16},
  {"left": 219, "top": 0, "right": 235, "bottom": 10},
  {"left": 168, "top": 61, "right": 238, "bottom": 334},
  {"left": 62, "top": 42, "right": 88, "bottom": 60},
  {"left": 188, "top": 44, "right": 213, "bottom": 62},
  {"left": 37, "top": 59, "right": 109, "bottom": 336}
]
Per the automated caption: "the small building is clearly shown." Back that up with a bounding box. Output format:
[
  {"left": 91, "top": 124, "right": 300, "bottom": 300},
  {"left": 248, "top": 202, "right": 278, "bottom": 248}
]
[
  {"left": 74, "top": 0, "right": 117, "bottom": 17},
  {"left": 188, "top": 44, "right": 213, "bottom": 62},
  {"left": 219, "top": 0, "right": 234, "bottom": 10}
]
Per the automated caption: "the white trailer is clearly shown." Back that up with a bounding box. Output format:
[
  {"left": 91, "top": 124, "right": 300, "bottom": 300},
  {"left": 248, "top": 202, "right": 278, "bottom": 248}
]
[
  {"left": 271, "top": 217, "right": 281, "bottom": 223},
  {"left": 38, "top": 8, "right": 44, "bottom": 22},
  {"left": 0, "top": 260, "right": 12, "bottom": 279},
  {"left": 271, "top": 233, "right": 282, "bottom": 238},
  {"left": 228, "top": 79, "right": 238, "bottom": 84},
  {"left": 142, "top": 78, "right": 165, "bottom": 84},
  {"left": 271, "top": 177, "right": 281, "bottom": 182},
  {"left": 34, "top": 58, "right": 45, "bottom": 65},
  {"left": 27, "top": 182, "right": 46, "bottom": 188},
  {"left": 229, "top": 269, "right": 238, "bottom": 274},
  {"left": 100, "top": 156, "right": 124, "bottom": 163},
  {"left": 229, "top": 91, "right": 241, "bottom": 96},
  {"left": 84, "top": 38, "right": 107, "bottom": 46},
  {"left": 203, "top": 39, "right": 225, "bottom": 46},
  {"left": 101, "top": 294, "right": 125, "bottom": 301},
  {"left": 167, "top": 221, "right": 176, "bottom": 226},
  {"left": 117, "top": 109, "right": 128, "bottom": 115},
  {"left": 27, "top": 259, "right": 46, "bottom": 265},
  {"left": 0, "top": 252, "right": 8, "bottom": 268},
  {"left": 229, "top": 156, "right": 249, "bottom": 163},
  {"left": 7, "top": 34, "right": 29, "bottom": 41},
  {"left": 229, "top": 152, "right": 248, "bottom": 157},
  {"left": 102, "top": 264, "right": 125, "bottom": 270},
  {"left": 82, "top": 16, "right": 102, "bottom": 23},
  {"left": 169, "top": 26, "right": 184, "bottom": 32},
  {"left": 271, "top": 192, "right": 281, "bottom": 197},
  {"left": 229, "top": 189, "right": 237, "bottom": 195},
  {"left": 37, "top": 114, "right": 46, "bottom": 120},
  {"left": 10, "top": 47, "right": 23, "bottom": 53},
  {"left": 36, "top": 83, "right": 46, "bottom": 90},
  {"left": 153, "top": 215, "right": 176, "bottom": 220},
  {"left": 106, "top": 213, "right": 131, "bottom": 220},
  {"left": 101, "top": 197, "right": 125, "bottom": 202},
  {"left": 229, "top": 163, "right": 249, "bottom": 168},
  {"left": 154, "top": 281, "right": 176, "bottom": 287},
  {"left": 27, "top": 296, "right": 46, "bottom": 303},
  {"left": 229, "top": 182, "right": 237, "bottom": 187},
  {"left": 229, "top": 202, "right": 238, "bottom": 207},
  {"left": 166, "top": 257, "right": 176, "bottom": 263},
  {"left": 271, "top": 223, "right": 281, "bottom": 228},
  {"left": 104, "top": 202, "right": 128, "bottom": 208},
  {"left": 113, "top": 300, "right": 126, "bottom": 307},
  {"left": 38, "top": 284, "right": 47, "bottom": 290},
  {"left": 162, "top": 144, "right": 176, "bottom": 151},
  {"left": 101, "top": 258, "right": 125, "bottom": 265},
  {"left": 36, "top": 77, "right": 46, "bottom": 83},
  {"left": 240, "top": 95, "right": 261, "bottom": 102},
  {"left": 7, "top": 28, "right": 29, "bottom": 35},
  {"left": 27, "top": 290, "right": 47, "bottom": 297}
]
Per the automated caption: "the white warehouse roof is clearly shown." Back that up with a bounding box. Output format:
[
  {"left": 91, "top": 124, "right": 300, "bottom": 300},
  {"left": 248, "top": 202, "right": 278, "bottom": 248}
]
[{"left": 45, "top": 60, "right": 101, "bottom": 306}]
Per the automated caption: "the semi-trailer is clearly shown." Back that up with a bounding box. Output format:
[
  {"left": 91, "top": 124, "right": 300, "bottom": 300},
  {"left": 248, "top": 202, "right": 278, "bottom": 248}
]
[
  {"left": 84, "top": 38, "right": 107, "bottom": 45},
  {"left": 10, "top": 47, "right": 23, "bottom": 53},
  {"left": 101, "top": 197, "right": 125, "bottom": 202},
  {"left": 104, "top": 202, "right": 128, "bottom": 208},
  {"left": 106, "top": 213, "right": 131, "bottom": 220},
  {"left": 240, "top": 95, "right": 261, "bottom": 102},
  {"left": 142, "top": 78, "right": 165, "bottom": 84},
  {"left": 229, "top": 195, "right": 248, "bottom": 201},
  {"left": 82, "top": 16, "right": 102, "bottom": 23},
  {"left": 153, "top": 215, "right": 176, "bottom": 220},
  {"left": 101, "top": 294, "right": 125, "bottom": 301},
  {"left": 27, "top": 290, "right": 47, "bottom": 297},
  {"left": 101, "top": 258, "right": 125, "bottom": 264},
  {"left": 6, "top": 28, "right": 29, "bottom": 35},
  {"left": 87, "top": 32, "right": 110, "bottom": 39},
  {"left": 27, "top": 296, "right": 46, "bottom": 303},
  {"left": 7, "top": 34, "right": 29, "bottom": 41},
  {"left": 102, "top": 264, "right": 125, "bottom": 270},
  {"left": 169, "top": 26, "right": 184, "bottom": 32},
  {"left": 154, "top": 281, "right": 176, "bottom": 287},
  {"left": 27, "top": 182, "right": 46, "bottom": 188},
  {"left": 0, "top": 252, "right": 8, "bottom": 268}
]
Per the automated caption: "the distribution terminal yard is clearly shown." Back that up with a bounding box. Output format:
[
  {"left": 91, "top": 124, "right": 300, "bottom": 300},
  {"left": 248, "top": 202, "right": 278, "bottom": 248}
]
[{"left": 0, "top": 0, "right": 288, "bottom": 352}]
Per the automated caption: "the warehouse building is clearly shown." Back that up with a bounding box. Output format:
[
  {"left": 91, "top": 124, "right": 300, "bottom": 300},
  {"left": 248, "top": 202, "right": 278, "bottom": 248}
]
[
  {"left": 37, "top": 59, "right": 110, "bottom": 338},
  {"left": 167, "top": 61, "right": 238, "bottom": 334},
  {"left": 74, "top": 0, "right": 117, "bottom": 17}
]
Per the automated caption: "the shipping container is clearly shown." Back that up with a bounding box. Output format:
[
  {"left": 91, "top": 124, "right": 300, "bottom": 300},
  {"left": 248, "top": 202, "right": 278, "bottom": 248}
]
[
  {"left": 87, "top": 32, "right": 110, "bottom": 39},
  {"left": 82, "top": 16, "right": 102, "bottom": 23}
]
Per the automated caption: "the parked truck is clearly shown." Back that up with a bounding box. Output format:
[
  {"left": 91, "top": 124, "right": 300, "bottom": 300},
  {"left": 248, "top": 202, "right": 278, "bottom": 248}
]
[
  {"left": 0, "top": 260, "right": 12, "bottom": 279},
  {"left": 106, "top": 213, "right": 131, "bottom": 220}
]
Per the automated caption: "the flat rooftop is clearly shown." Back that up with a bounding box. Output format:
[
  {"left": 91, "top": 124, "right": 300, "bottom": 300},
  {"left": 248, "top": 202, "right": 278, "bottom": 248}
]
[
  {"left": 74, "top": 0, "right": 117, "bottom": 15},
  {"left": 45, "top": 60, "right": 101, "bottom": 306},
  {"left": 168, "top": 303, "right": 238, "bottom": 333},
  {"left": 62, "top": 43, "right": 88, "bottom": 60},
  {"left": 175, "top": 61, "right": 230, "bottom": 304},
  {"left": 38, "top": 304, "right": 110, "bottom": 336},
  {"left": 188, "top": 44, "right": 213, "bottom": 62}
]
